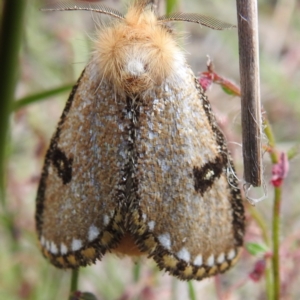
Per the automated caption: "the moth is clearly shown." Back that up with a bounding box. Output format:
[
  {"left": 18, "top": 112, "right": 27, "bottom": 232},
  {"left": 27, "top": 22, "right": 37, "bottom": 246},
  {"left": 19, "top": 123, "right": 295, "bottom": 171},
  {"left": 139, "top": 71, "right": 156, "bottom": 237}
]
[{"left": 36, "top": 0, "right": 245, "bottom": 280}]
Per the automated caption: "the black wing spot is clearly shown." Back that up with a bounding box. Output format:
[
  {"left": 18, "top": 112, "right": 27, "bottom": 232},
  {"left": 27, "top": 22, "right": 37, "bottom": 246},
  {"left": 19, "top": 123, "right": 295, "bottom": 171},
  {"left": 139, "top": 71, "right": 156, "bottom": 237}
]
[
  {"left": 193, "top": 156, "right": 224, "bottom": 195},
  {"left": 52, "top": 148, "right": 73, "bottom": 184}
]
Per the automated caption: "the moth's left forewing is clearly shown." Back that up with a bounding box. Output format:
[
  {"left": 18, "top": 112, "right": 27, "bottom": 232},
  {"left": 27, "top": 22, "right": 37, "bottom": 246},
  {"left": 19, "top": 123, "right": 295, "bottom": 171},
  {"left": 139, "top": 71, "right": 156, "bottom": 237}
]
[
  {"left": 36, "top": 63, "right": 128, "bottom": 268},
  {"left": 129, "top": 66, "right": 245, "bottom": 280}
]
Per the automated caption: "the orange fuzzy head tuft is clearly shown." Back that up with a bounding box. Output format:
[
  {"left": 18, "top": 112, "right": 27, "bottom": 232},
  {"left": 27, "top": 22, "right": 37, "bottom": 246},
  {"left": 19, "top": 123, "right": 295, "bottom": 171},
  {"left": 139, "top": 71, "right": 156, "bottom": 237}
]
[{"left": 93, "top": 1, "right": 184, "bottom": 95}]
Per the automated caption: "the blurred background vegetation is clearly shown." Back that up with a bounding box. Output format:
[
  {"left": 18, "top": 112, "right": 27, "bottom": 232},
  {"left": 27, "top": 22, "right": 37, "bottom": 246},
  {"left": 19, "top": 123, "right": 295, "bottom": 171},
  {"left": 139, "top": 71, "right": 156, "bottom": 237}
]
[{"left": 0, "top": 0, "right": 300, "bottom": 299}]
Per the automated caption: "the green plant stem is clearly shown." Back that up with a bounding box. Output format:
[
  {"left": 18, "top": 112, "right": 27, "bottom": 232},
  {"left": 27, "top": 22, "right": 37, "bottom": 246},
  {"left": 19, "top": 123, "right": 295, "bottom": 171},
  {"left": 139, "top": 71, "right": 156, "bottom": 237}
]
[
  {"left": 264, "top": 118, "right": 281, "bottom": 299},
  {"left": 166, "top": 0, "right": 178, "bottom": 15},
  {"left": 12, "top": 84, "right": 74, "bottom": 112},
  {"left": 133, "top": 259, "right": 141, "bottom": 283},
  {"left": 272, "top": 186, "right": 281, "bottom": 300},
  {"left": 187, "top": 281, "right": 196, "bottom": 300},
  {"left": 247, "top": 203, "right": 273, "bottom": 300},
  {"left": 263, "top": 118, "right": 278, "bottom": 164},
  {"left": 70, "top": 269, "right": 80, "bottom": 294},
  {"left": 0, "top": 0, "right": 27, "bottom": 206},
  {"left": 265, "top": 265, "right": 273, "bottom": 300}
]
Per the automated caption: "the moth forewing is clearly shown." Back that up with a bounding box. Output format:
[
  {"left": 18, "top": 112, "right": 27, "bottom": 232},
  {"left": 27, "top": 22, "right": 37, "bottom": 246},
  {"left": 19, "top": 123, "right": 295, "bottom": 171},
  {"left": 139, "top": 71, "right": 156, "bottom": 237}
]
[
  {"left": 36, "top": 65, "right": 128, "bottom": 268},
  {"left": 36, "top": 0, "right": 245, "bottom": 279},
  {"left": 127, "top": 67, "right": 244, "bottom": 280}
]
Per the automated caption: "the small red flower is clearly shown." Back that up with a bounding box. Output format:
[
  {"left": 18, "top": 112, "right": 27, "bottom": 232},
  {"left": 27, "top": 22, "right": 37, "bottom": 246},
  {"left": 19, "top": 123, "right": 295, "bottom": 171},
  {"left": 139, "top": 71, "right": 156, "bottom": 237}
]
[
  {"left": 271, "top": 152, "right": 289, "bottom": 187},
  {"left": 198, "top": 73, "right": 213, "bottom": 92},
  {"left": 249, "top": 259, "right": 266, "bottom": 282}
]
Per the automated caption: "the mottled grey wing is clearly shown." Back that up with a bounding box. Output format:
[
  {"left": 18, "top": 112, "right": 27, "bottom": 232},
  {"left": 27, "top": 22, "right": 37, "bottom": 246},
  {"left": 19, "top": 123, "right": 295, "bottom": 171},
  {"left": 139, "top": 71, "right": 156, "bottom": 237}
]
[
  {"left": 35, "top": 62, "right": 128, "bottom": 268},
  {"left": 128, "top": 66, "right": 245, "bottom": 280}
]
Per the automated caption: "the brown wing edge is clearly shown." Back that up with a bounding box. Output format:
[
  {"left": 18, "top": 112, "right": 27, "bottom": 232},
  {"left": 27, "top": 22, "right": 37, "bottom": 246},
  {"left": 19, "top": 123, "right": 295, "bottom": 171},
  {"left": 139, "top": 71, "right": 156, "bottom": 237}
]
[
  {"left": 127, "top": 80, "right": 245, "bottom": 280},
  {"left": 35, "top": 69, "right": 125, "bottom": 268},
  {"left": 195, "top": 78, "right": 245, "bottom": 251}
]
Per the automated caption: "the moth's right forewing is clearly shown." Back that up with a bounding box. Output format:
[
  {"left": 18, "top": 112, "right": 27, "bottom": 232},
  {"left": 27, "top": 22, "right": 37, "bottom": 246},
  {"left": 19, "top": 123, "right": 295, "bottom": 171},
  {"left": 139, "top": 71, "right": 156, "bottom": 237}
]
[
  {"left": 36, "top": 62, "right": 126, "bottom": 268},
  {"left": 128, "top": 66, "right": 245, "bottom": 280}
]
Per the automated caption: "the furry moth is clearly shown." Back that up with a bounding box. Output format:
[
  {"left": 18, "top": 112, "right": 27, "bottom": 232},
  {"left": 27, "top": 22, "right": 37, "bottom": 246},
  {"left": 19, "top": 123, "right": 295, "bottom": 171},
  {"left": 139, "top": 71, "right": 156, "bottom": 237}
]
[{"left": 36, "top": 0, "right": 245, "bottom": 280}]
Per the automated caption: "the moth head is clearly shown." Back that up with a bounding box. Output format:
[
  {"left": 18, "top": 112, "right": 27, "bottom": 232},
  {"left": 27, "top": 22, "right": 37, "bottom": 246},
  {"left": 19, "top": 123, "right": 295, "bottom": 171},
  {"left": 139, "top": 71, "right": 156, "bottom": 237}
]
[
  {"left": 94, "top": 5, "right": 184, "bottom": 95},
  {"left": 42, "top": 0, "right": 235, "bottom": 95}
]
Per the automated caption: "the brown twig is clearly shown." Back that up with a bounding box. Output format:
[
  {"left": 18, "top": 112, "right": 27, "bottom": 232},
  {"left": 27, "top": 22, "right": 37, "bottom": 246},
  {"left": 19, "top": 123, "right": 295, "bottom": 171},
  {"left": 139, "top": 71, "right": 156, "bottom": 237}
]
[{"left": 236, "top": 0, "right": 262, "bottom": 187}]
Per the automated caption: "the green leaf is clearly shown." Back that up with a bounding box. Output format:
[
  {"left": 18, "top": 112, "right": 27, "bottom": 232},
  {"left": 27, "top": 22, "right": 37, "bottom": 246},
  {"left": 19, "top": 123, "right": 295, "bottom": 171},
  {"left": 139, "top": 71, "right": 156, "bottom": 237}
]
[
  {"left": 246, "top": 242, "right": 269, "bottom": 256},
  {"left": 221, "top": 85, "right": 236, "bottom": 95},
  {"left": 0, "top": 0, "right": 27, "bottom": 206},
  {"left": 12, "top": 83, "right": 74, "bottom": 111}
]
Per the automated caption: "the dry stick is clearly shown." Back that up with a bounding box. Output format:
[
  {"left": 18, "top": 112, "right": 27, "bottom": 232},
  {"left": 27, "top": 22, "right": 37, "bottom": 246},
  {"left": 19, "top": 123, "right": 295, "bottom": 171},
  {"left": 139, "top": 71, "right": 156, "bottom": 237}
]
[{"left": 236, "top": 0, "right": 262, "bottom": 187}]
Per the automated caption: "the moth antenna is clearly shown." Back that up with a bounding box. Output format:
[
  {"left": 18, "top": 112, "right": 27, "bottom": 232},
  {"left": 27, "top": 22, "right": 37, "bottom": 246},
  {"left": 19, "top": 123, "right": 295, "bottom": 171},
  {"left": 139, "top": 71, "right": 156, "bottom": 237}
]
[
  {"left": 158, "top": 13, "right": 236, "bottom": 30},
  {"left": 41, "top": 1, "right": 125, "bottom": 20}
]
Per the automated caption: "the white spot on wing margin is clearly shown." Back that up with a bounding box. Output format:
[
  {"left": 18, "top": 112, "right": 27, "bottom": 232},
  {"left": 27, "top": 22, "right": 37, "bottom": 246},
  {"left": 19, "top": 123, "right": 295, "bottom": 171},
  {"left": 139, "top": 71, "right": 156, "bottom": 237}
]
[
  {"left": 40, "top": 236, "right": 45, "bottom": 246},
  {"left": 193, "top": 254, "right": 203, "bottom": 266},
  {"left": 50, "top": 241, "right": 58, "bottom": 254},
  {"left": 103, "top": 215, "right": 110, "bottom": 226},
  {"left": 60, "top": 243, "right": 68, "bottom": 255},
  {"left": 217, "top": 252, "right": 225, "bottom": 264},
  {"left": 227, "top": 249, "right": 236, "bottom": 260},
  {"left": 176, "top": 247, "right": 191, "bottom": 262},
  {"left": 148, "top": 220, "right": 155, "bottom": 231},
  {"left": 158, "top": 233, "right": 171, "bottom": 250},
  {"left": 46, "top": 240, "right": 50, "bottom": 251},
  {"left": 206, "top": 254, "right": 215, "bottom": 267},
  {"left": 72, "top": 239, "right": 82, "bottom": 251},
  {"left": 88, "top": 225, "right": 100, "bottom": 241}
]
